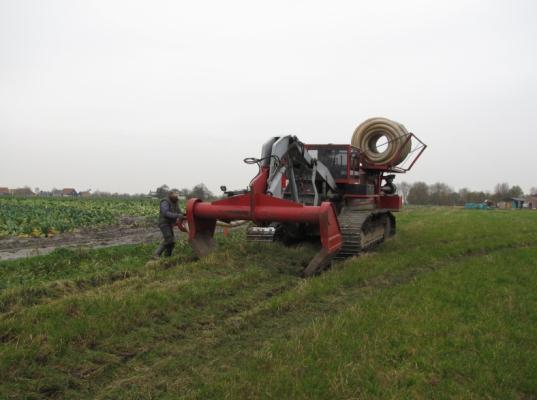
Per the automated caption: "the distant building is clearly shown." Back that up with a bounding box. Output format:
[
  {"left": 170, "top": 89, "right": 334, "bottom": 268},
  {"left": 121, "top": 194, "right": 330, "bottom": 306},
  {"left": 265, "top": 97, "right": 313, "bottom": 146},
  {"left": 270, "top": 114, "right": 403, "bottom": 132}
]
[
  {"left": 526, "top": 195, "right": 537, "bottom": 210},
  {"left": 0, "top": 187, "right": 10, "bottom": 196},
  {"left": 79, "top": 190, "right": 91, "bottom": 197},
  {"left": 498, "top": 197, "right": 525, "bottom": 209},
  {"left": 512, "top": 197, "right": 525, "bottom": 209},
  {"left": 12, "top": 187, "right": 35, "bottom": 196},
  {"left": 62, "top": 188, "right": 78, "bottom": 197}
]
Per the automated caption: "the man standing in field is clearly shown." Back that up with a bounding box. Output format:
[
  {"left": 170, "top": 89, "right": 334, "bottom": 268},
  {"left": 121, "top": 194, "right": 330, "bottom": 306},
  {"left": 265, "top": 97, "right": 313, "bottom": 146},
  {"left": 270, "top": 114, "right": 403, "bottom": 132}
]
[{"left": 154, "top": 191, "right": 183, "bottom": 258}]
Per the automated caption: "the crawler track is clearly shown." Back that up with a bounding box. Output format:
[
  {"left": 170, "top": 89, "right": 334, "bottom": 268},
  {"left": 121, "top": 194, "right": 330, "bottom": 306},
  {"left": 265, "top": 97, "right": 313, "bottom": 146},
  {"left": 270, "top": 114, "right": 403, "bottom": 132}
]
[
  {"left": 333, "top": 208, "right": 394, "bottom": 261},
  {"left": 244, "top": 208, "right": 395, "bottom": 275}
]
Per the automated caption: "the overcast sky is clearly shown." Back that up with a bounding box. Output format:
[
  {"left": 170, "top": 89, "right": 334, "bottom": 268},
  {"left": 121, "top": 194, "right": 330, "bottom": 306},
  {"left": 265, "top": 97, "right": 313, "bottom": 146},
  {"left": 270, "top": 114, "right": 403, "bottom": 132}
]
[{"left": 1, "top": 0, "right": 536, "bottom": 194}]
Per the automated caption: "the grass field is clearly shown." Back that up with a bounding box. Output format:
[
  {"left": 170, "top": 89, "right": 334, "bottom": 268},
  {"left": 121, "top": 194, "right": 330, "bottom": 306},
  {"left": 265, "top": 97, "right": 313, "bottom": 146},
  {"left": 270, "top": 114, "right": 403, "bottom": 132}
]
[{"left": 0, "top": 208, "right": 536, "bottom": 399}]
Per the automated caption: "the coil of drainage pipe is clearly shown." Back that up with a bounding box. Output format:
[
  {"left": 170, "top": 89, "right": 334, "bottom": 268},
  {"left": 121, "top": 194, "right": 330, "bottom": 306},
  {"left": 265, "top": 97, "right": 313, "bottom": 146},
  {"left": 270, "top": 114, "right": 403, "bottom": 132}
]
[{"left": 351, "top": 117, "right": 411, "bottom": 166}]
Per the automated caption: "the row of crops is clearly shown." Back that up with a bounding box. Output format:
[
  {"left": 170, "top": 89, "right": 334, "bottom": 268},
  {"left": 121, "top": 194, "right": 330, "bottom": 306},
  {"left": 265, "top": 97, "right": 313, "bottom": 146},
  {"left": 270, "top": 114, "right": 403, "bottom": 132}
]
[{"left": 0, "top": 197, "right": 160, "bottom": 237}]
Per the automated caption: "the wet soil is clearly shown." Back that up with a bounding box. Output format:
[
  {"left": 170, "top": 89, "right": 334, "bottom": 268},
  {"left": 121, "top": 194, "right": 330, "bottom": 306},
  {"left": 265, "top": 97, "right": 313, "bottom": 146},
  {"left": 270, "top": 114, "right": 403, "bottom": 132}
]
[{"left": 0, "top": 217, "right": 162, "bottom": 261}]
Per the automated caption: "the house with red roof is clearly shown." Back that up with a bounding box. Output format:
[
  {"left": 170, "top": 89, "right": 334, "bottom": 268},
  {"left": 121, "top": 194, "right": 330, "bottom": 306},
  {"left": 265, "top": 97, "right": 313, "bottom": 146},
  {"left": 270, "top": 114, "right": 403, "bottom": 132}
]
[{"left": 62, "top": 188, "right": 78, "bottom": 197}]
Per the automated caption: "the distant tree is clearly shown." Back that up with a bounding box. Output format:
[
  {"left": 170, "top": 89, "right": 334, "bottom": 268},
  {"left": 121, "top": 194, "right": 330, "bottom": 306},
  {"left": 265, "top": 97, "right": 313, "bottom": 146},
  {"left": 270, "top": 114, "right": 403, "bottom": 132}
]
[
  {"left": 156, "top": 184, "right": 170, "bottom": 198},
  {"left": 458, "top": 188, "right": 469, "bottom": 204},
  {"left": 447, "top": 191, "right": 461, "bottom": 206},
  {"left": 466, "top": 191, "right": 488, "bottom": 203},
  {"left": 407, "top": 182, "right": 429, "bottom": 205},
  {"left": 93, "top": 190, "right": 112, "bottom": 197},
  {"left": 508, "top": 185, "right": 523, "bottom": 198},
  {"left": 395, "top": 181, "right": 521, "bottom": 206},
  {"left": 189, "top": 183, "right": 215, "bottom": 201},
  {"left": 530, "top": 187, "right": 537, "bottom": 196},
  {"left": 494, "top": 182, "right": 510, "bottom": 201},
  {"left": 429, "top": 182, "right": 453, "bottom": 205},
  {"left": 178, "top": 188, "right": 191, "bottom": 198}
]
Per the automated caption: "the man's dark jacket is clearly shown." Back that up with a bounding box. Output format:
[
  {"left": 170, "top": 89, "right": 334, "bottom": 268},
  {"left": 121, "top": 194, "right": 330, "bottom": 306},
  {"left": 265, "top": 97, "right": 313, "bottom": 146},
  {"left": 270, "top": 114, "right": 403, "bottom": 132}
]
[{"left": 159, "top": 198, "right": 182, "bottom": 226}]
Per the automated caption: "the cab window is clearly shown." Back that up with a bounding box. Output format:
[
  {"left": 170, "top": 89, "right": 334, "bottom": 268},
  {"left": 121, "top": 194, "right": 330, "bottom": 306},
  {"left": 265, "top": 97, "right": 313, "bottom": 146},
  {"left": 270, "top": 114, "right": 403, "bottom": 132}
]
[{"left": 317, "top": 149, "right": 348, "bottom": 179}]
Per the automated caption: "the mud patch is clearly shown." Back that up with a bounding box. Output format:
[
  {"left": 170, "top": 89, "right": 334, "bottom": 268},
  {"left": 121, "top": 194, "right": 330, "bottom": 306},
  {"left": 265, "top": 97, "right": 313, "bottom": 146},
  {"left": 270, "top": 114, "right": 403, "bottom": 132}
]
[{"left": 0, "top": 217, "right": 161, "bottom": 261}]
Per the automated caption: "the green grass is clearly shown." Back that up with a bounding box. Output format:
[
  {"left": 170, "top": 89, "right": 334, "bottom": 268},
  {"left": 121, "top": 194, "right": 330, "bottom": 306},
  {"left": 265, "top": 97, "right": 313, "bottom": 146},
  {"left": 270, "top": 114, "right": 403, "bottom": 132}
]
[{"left": 0, "top": 208, "right": 536, "bottom": 399}]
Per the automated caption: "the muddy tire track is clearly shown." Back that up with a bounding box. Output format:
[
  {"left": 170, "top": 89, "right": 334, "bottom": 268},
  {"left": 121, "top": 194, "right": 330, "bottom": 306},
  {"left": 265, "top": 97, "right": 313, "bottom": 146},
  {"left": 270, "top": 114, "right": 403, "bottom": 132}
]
[{"left": 0, "top": 217, "right": 161, "bottom": 261}]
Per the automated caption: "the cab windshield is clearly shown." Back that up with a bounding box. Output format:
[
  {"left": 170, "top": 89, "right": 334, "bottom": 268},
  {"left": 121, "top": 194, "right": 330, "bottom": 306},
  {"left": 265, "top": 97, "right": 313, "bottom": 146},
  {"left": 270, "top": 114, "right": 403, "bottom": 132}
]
[{"left": 314, "top": 148, "right": 348, "bottom": 179}]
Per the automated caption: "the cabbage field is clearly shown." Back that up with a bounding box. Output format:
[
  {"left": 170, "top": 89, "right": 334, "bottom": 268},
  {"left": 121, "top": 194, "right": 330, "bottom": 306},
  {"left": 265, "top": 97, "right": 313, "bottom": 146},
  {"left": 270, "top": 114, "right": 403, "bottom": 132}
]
[{"left": 0, "top": 197, "right": 159, "bottom": 238}]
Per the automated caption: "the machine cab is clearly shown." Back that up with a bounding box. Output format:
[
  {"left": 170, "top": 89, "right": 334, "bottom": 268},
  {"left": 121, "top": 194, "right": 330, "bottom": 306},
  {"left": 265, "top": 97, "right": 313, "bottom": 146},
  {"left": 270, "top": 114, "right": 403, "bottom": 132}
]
[
  {"left": 305, "top": 144, "right": 361, "bottom": 183},
  {"left": 305, "top": 144, "right": 381, "bottom": 198}
]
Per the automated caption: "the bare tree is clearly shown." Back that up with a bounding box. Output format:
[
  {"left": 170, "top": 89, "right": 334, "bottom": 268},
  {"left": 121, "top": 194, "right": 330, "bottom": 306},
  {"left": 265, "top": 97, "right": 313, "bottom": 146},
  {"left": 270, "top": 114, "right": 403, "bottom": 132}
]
[
  {"left": 494, "top": 182, "right": 510, "bottom": 200},
  {"left": 458, "top": 188, "right": 469, "bottom": 203}
]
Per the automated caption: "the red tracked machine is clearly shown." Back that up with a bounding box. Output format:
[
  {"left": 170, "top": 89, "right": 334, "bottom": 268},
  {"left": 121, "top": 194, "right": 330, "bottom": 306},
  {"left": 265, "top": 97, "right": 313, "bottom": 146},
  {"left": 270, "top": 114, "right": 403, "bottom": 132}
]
[{"left": 184, "top": 118, "right": 426, "bottom": 276}]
